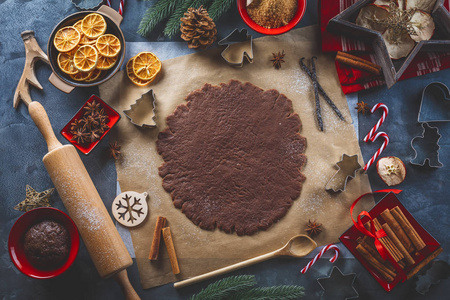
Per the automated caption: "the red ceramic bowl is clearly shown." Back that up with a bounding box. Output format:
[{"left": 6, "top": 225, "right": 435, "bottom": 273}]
[
  {"left": 237, "top": 0, "right": 307, "bottom": 35},
  {"left": 60, "top": 94, "right": 121, "bottom": 155},
  {"left": 8, "top": 207, "right": 80, "bottom": 279}
]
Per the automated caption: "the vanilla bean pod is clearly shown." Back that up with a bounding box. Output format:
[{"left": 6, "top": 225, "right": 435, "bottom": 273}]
[
  {"left": 310, "top": 57, "right": 323, "bottom": 131},
  {"left": 299, "top": 58, "right": 345, "bottom": 121}
]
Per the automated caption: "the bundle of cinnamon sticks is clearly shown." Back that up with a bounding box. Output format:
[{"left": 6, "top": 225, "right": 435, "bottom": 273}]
[{"left": 356, "top": 206, "right": 441, "bottom": 282}]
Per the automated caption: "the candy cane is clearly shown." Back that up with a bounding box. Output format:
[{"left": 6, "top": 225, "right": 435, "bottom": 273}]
[
  {"left": 118, "top": 0, "right": 125, "bottom": 15},
  {"left": 363, "top": 103, "right": 388, "bottom": 142},
  {"left": 300, "top": 244, "right": 340, "bottom": 274},
  {"left": 105, "top": 0, "right": 111, "bottom": 7},
  {"left": 363, "top": 131, "right": 390, "bottom": 171}
]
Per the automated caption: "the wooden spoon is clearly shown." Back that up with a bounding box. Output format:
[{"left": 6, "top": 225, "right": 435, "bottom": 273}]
[{"left": 174, "top": 234, "right": 317, "bottom": 289}]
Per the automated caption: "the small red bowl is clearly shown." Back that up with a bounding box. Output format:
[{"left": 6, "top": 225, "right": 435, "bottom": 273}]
[
  {"left": 237, "top": 0, "right": 307, "bottom": 35},
  {"left": 61, "top": 94, "right": 121, "bottom": 155},
  {"left": 8, "top": 207, "right": 80, "bottom": 279}
]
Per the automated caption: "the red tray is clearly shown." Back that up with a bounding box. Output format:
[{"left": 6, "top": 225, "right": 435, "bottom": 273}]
[
  {"left": 61, "top": 94, "right": 120, "bottom": 155},
  {"left": 340, "top": 192, "right": 441, "bottom": 292}
]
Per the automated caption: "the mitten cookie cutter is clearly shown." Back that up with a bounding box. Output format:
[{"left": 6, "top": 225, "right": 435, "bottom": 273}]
[
  {"left": 325, "top": 154, "right": 362, "bottom": 192},
  {"left": 123, "top": 89, "right": 157, "bottom": 128},
  {"left": 218, "top": 28, "right": 253, "bottom": 67},
  {"left": 418, "top": 82, "right": 450, "bottom": 123},
  {"left": 410, "top": 122, "right": 443, "bottom": 168}
]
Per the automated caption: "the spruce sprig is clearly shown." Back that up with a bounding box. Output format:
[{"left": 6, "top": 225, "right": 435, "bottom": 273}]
[
  {"left": 137, "top": 0, "right": 182, "bottom": 36},
  {"left": 208, "top": 0, "right": 235, "bottom": 20},
  {"left": 230, "top": 285, "right": 306, "bottom": 300},
  {"left": 189, "top": 275, "right": 257, "bottom": 300}
]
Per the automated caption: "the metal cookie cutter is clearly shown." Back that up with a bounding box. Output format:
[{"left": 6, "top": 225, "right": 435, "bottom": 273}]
[
  {"left": 71, "top": 0, "right": 104, "bottom": 10},
  {"left": 123, "top": 89, "right": 157, "bottom": 128},
  {"left": 325, "top": 154, "right": 362, "bottom": 193},
  {"left": 410, "top": 122, "right": 443, "bottom": 168},
  {"left": 418, "top": 82, "right": 450, "bottom": 123},
  {"left": 317, "top": 266, "right": 359, "bottom": 300},
  {"left": 218, "top": 28, "right": 253, "bottom": 67}
]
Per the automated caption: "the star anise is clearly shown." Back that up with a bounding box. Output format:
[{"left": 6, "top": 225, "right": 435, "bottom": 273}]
[
  {"left": 70, "top": 129, "right": 88, "bottom": 144},
  {"left": 84, "top": 100, "right": 101, "bottom": 115},
  {"left": 109, "top": 141, "right": 121, "bottom": 160},
  {"left": 305, "top": 219, "right": 322, "bottom": 237},
  {"left": 70, "top": 119, "right": 84, "bottom": 131},
  {"left": 271, "top": 50, "right": 286, "bottom": 69},
  {"left": 87, "top": 130, "right": 100, "bottom": 143},
  {"left": 355, "top": 101, "right": 370, "bottom": 114},
  {"left": 82, "top": 114, "right": 99, "bottom": 130}
]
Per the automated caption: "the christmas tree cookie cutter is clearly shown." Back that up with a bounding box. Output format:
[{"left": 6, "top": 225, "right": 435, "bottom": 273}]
[
  {"left": 112, "top": 191, "right": 149, "bottom": 227},
  {"left": 317, "top": 266, "right": 359, "bottom": 300},
  {"left": 218, "top": 28, "right": 253, "bottom": 67},
  {"left": 123, "top": 89, "right": 157, "bottom": 128},
  {"left": 410, "top": 122, "right": 443, "bottom": 168},
  {"left": 325, "top": 154, "right": 362, "bottom": 192},
  {"left": 418, "top": 82, "right": 450, "bottom": 123}
]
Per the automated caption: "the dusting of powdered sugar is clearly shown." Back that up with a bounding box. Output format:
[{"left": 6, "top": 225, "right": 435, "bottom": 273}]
[{"left": 291, "top": 69, "right": 311, "bottom": 96}]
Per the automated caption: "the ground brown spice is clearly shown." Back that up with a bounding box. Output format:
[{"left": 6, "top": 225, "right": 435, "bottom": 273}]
[{"left": 247, "top": 0, "right": 298, "bottom": 29}]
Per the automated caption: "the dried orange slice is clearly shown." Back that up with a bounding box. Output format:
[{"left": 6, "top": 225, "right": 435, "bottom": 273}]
[
  {"left": 74, "top": 20, "right": 97, "bottom": 45},
  {"left": 85, "top": 68, "right": 102, "bottom": 82},
  {"left": 126, "top": 57, "right": 154, "bottom": 86},
  {"left": 57, "top": 48, "right": 79, "bottom": 75},
  {"left": 70, "top": 70, "right": 92, "bottom": 81},
  {"left": 73, "top": 45, "right": 98, "bottom": 72},
  {"left": 132, "top": 52, "right": 161, "bottom": 81},
  {"left": 96, "top": 34, "right": 121, "bottom": 57},
  {"left": 96, "top": 54, "right": 118, "bottom": 70},
  {"left": 53, "top": 26, "right": 81, "bottom": 52},
  {"left": 81, "top": 13, "right": 107, "bottom": 39}
]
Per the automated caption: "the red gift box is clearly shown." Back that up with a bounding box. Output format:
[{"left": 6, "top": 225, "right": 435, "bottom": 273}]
[{"left": 340, "top": 192, "right": 442, "bottom": 292}]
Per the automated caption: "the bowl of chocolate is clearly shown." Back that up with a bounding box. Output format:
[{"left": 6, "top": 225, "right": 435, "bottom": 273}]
[
  {"left": 238, "top": 0, "right": 307, "bottom": 35},
  {"left": 8, "top": 207, "right": 80, "bottom": 279}
]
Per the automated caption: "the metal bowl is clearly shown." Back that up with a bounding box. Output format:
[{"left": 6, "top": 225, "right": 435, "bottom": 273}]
[{"left": 47, "top": 5, "right": 125, "bottom": 93}]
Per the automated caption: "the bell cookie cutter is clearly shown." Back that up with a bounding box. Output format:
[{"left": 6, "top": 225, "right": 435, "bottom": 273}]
[
  {"left": 123, "top": 89, "right": 157, "bottom": 128},
  {"left": 325, "top": 154, "right": 362, "bottom": 192},
  {"left": 317, "top": 266, "right": 359, "bottom": 300},
  {"left": 418, "top": 82, "right": 450, "bottom": 123},
  {"left": 218, "top": 28, "right": 253, "bottom": 67},
  {"left": 410, "top": 122, "right": 443, "bottom": 168}
]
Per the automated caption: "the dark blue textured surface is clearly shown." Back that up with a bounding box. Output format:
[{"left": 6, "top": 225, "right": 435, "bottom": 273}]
[{"left": 1, "top": 0, "right": 449, "bottom": 299}]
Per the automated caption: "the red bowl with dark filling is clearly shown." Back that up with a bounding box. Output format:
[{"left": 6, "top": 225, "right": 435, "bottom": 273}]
[
  {"left": 237, "top": 0, "right": 307, "bottom": 35},
  {"left": 8, "top": 207, "right": 80, "bottom": 279}
]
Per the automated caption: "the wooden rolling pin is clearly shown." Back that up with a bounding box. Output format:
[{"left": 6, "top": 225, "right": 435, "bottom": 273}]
[{"left": 28, "top": 101, "right": 140, "bottom": 300}]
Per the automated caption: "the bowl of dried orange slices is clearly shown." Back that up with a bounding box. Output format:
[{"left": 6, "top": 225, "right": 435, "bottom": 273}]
[{"left": 47, "top": 5, "right": 125, "bottom": 93}]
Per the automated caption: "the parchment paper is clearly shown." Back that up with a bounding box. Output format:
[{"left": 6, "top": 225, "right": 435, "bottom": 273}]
[{"left": 99, "top": 25, "right": 373, "bottom": 289}]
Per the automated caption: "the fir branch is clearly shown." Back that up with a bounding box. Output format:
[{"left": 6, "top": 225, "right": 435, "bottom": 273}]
[
  {"left": 163, "top": 0, "right": 196, "bottom": 38},
  {"left": 189, "top": 275, "right": 257, "bottom": 300},
  {"left": 208, "top": 0, "right": 235, "bottom": 20},
  {"left": 138, "top": 0, "right": 181, "bottom": 37},
  {"left": 231, "top": 285, "right": 305, "bottom": 300}
]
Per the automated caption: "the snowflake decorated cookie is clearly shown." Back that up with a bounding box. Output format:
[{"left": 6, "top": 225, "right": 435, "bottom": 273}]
[{"left": 112, "top": 191, "right": 149, "bottom": 227}]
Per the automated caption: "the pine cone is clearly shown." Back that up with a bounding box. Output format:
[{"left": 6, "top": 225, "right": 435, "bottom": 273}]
[{"left": 180, "top": 6, "right": 217, "bottom": 49}]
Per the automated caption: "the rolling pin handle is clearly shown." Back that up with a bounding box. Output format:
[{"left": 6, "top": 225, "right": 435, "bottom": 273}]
[
  {"left": 28, "top": 101, "right": 63, "bottom": 152},
  {"left": 113, "top": 270, "right": 141, "bottom": 300}
]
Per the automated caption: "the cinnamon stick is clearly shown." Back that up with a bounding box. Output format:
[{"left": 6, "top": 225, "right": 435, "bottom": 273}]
[
  {"left": 407, "top": 247, "right": 443, "bottom": 280},
  {"left": 382, "top": 223, "right": 415, "bottom": 266},
  {"left": 148, "top": 216, "right": 166, "bottom": 260},
  {"left": 335, "top": 51, "right": 381, "bottom": 75},
  {"left": 357, "top": 237, "right": 396, "bottom": 273},
  {"left": 391, "top": 206, "right": 426, "bottom": 251},
  {"left": 162, "top": 227, "right": 180, "bottom": 275},
  {"left": 373, "top": 218, "right": 403, "bottom": 262},
  {"left": 381, "top": 208, "right": 414, "bottom": 253},
  {"left": 356, "top": 244, "right": 395, "bottom": 282}
]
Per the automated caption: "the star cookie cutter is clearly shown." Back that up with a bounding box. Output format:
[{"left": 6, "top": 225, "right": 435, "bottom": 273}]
[
  {"left": 112, "top": 191, "right": 149, "bottom": 227},
  {"left": 325, "top": 154, "right": 362, "bottom": 192},
  {"left": 410, "top": 122, "right": 443, "bottom": 168},
  {"left": 317, "top": 266, "right": 359, "bottom": 300},
  {"left": 71, "top": 0, "right": 104, "bottom": 10},
  {"left": 123, "top": 89, "right": 157, "bottom": 128},
  {"left": 218, "top": 28, "right": 253, "bottom": 67},
  {"left": 418, "top": 82, "right": 450, "bottom": 123}
]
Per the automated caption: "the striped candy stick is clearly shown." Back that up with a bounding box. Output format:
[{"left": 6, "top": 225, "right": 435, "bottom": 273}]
[
  {"left": 364, "top": 103, "right": 388, "bottom": 142},
  {"left": 300, "top": 244, "right": 340, "bottom": 274},
  {"left": 363, "top": 131, "right": 390, "bottom": 171},
  {"left": 105, "top": 0, "right": 111, "bottom": 7},
  {"left": 119, "top": 0, "right": 125, "bottom": 15}
]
